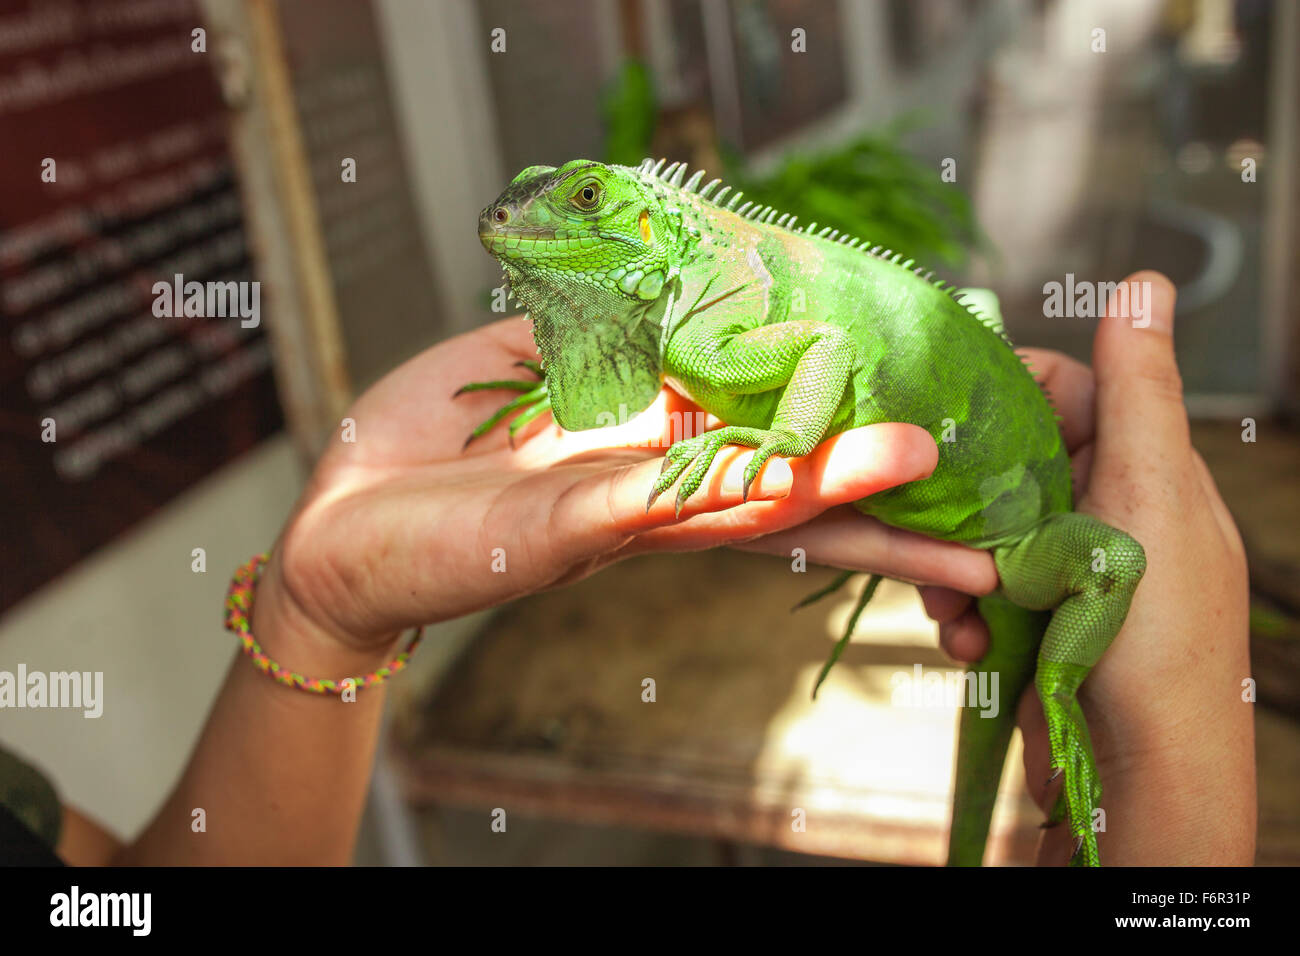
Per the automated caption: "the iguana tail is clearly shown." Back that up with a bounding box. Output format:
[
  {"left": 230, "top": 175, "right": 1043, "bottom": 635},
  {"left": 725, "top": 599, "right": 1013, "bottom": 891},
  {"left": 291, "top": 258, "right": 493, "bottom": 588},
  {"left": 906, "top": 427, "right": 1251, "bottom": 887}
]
[{"left": 946, "top": 594, "right": 1048, "bottom": 865}]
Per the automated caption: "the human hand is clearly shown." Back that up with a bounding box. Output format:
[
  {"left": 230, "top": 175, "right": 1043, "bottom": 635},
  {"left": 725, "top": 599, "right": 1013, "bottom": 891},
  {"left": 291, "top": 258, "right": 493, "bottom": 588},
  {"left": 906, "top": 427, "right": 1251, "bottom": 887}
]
[
  {"left": 250, "top": 316, "right": 995, "bottom": 669},
  {"left": 922, "top": 272, "right": 1255, "bottom": 864}
]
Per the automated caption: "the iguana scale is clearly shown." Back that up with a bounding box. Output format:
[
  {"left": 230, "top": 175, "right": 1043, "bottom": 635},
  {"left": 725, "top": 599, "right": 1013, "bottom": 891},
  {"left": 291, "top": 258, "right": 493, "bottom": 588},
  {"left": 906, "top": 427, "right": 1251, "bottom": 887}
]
[{"left": 463, "top": 158, "right": 1147, "bottom": 866}]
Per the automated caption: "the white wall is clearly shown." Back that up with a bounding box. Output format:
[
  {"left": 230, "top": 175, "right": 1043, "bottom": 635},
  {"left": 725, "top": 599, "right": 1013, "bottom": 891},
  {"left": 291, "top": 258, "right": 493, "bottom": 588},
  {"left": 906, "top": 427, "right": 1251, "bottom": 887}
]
[
  {"left": 0, "top": 437, "right": 303, "bottom": 838},
  {"left": 374, "top": 0, "right": 505, "bottom": 334}
]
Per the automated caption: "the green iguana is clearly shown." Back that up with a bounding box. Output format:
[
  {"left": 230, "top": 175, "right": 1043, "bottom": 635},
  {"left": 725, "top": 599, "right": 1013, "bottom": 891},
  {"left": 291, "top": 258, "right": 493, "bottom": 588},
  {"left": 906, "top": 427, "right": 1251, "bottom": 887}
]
[{"left": 461, "top": 158, "right": 1146, "bottom": 867}]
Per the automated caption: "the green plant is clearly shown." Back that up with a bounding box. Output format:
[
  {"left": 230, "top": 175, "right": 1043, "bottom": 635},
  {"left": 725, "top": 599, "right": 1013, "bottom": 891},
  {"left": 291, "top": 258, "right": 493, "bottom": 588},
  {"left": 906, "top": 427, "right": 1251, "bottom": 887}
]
[{"left": 722, "top": 119, "right": 982, "bottom": 269}]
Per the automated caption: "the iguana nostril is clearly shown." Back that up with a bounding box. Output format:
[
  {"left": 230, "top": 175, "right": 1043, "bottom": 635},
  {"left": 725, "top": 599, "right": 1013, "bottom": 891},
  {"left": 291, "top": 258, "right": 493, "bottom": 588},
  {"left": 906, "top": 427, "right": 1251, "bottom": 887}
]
[{"left": 493, "top": 207, "right": 509, "bottom": 224}]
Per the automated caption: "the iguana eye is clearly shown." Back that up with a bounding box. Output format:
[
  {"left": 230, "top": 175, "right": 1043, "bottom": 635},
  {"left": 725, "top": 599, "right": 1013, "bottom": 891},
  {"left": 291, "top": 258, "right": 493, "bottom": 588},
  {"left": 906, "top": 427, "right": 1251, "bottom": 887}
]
[{"left": 571, "top": 181, "right": 601, "bottom": 210}]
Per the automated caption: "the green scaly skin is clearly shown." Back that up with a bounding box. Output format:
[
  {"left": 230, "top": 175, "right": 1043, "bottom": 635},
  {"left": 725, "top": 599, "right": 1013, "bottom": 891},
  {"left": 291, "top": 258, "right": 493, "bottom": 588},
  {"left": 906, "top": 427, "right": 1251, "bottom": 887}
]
[{"left": 464, "top": 159, "right": 1146, "bottom": 866}]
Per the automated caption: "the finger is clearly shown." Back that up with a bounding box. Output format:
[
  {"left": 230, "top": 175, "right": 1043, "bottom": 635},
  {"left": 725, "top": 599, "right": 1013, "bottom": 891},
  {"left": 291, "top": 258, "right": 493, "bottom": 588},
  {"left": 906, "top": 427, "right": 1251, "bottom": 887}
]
[
  {"left": 1190, "top": 448, "right": 1247, "bottom": 565},
  {"left": 1092, "top": 272, "right": 1193, "bottom": 483},
  {"left": 1036, "top": 819, "right": 1073, "bottom": 867},
  {"left": 937, "top": 609, "right": 989, "bottom": 663},
  {"left": 1017, "top": 348, "right": 1096, "bottom": 453},
  {"left": 340, "top": 314, "right": 544, "bottom": 463},
  {"left": 481, "top": 312, "right": 545, "bottom": 359},
  {"left": 1016, "top": 686, "right": 1077, "bottom": 864},
  {"left": 1016, "top": 689, "right": 1053, "bottom": 812},
  {"left": 644, "top": 422, "right": 939, "bottom": 522},
  {"left": 524, "top": 389, "right": 694, "bottom": 461},
  {"left": 919, "top": 586, "right": 973, "bottom": 623},
  {"left": 729, "top": 510, "right": 998, "bottom": 594},
  {"left": 552, "top": 421, "right": 940, "bottom": 557},
  {"left": 679, "top": 421, "right": 939, "bottom": 519},
  {"left": 1069, "top": 441, "right": 1095, "bottom": 497},
  {"left": 635, "top": 423, "right": 938, "bottom": 543}
]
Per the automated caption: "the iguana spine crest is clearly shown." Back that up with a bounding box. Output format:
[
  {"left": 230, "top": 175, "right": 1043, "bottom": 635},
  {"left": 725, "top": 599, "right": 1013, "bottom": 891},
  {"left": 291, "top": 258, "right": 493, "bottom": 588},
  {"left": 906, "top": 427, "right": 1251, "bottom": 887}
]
[
  {"left": 635, "top": 157, "right": 1061, "bottom": 419},
  {"left": 634, "top": 157, "right": 1008, "bottom": 345}
]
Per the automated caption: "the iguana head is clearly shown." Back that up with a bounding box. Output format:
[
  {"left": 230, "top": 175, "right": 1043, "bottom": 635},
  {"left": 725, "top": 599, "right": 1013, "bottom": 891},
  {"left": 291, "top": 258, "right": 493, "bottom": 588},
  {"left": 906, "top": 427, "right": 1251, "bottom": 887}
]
[{"left": 479, "top": 160, "right": 679, "bottom": 430}]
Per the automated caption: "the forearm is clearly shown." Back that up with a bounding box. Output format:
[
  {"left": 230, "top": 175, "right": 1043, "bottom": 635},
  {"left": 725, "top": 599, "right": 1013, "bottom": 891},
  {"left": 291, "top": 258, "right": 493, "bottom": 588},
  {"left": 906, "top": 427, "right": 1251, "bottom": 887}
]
[
  {"left": 57, "top": 805, "right": 125, "bottom": 866},
  {"left": 115, "top": 561, "right": 395, "bottom": 866}
]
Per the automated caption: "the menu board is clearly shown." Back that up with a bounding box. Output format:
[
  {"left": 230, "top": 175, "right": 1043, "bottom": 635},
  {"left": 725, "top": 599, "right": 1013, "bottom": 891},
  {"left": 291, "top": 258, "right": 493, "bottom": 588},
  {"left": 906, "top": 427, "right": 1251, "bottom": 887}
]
[
  {"left": 0, "top": 0, "right": 283, "bottom": 613},
  {"left": 277, "top": 0, "right": 444, "bottom": 388}
]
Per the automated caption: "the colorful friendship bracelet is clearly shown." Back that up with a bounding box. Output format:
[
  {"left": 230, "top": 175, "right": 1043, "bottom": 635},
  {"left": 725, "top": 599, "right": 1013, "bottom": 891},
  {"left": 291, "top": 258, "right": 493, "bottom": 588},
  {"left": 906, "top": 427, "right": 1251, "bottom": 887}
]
[{"left": 224, "top": 552, "right": 422, "bottom": 695}]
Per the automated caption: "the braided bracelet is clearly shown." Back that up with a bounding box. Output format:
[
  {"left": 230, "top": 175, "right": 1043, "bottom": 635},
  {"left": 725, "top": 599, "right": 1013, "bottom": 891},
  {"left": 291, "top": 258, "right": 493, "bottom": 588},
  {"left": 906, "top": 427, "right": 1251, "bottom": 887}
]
[{"left": 224, "top": 552, "right": 422, "bottom": 695}]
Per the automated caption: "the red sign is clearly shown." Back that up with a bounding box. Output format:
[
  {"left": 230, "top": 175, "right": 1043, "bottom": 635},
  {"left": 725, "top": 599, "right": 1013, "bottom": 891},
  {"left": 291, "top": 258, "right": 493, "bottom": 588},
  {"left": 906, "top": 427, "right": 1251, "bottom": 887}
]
[{"left": 0, "top": 0, "right": 282, "bottom": 612}]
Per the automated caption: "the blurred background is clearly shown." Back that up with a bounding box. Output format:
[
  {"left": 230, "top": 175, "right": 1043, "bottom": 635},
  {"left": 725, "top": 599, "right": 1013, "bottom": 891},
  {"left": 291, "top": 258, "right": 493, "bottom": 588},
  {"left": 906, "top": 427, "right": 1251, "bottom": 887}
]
[{"left": 0, "top": 0, "right": 1296, "bottom": 865}]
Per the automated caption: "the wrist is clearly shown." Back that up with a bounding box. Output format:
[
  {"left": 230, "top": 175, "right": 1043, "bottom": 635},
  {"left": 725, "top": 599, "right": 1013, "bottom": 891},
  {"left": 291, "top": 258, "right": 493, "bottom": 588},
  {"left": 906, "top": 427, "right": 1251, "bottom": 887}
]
[{"left": 248, "top": 553, "right": 407, "bottom": 682}]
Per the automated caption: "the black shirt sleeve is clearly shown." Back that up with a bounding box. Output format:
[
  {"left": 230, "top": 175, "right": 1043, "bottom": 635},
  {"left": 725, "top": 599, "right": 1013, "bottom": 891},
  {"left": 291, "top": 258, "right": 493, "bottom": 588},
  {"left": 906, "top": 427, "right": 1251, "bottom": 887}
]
[
  {"left": 0, "top": 745, "right": 64, "bottom": 866},
  {"left": 0, "top": 802, "right": 64, "bottom": 866}
]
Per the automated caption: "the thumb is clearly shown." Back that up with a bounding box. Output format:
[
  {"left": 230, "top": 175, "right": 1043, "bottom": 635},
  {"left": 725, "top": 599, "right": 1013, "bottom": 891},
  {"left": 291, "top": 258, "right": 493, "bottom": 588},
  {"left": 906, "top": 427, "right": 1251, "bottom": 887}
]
[{"left": 1091, "top": 271, "right": 1192, "bottom": 481}]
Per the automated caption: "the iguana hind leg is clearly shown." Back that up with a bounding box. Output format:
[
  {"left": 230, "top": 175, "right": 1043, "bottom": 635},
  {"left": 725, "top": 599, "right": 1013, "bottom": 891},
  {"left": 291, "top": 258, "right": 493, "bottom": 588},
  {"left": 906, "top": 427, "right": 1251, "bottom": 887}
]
[
  {"left": 992, "top": 512, "right": 1146, "bottom": 866},
  {"left": 807, "top": 574, "right": 883, "bottom": 699},
  {"left": 454, "top": 365, "right": 550, "bottom": 448}
]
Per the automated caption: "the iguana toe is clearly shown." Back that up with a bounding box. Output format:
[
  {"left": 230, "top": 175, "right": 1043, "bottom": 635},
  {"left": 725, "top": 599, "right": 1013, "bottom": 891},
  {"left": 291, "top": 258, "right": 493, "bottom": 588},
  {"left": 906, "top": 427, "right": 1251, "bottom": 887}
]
[
  {"left": 1040, "top": 677, "right": 1103, "bottom": 866},
  {"left": 647, "top": 442, "right": 696, "bottom": 512},
  {"left": 456, "top": 378, "right": 549, "bottom": 449},
  {"left": 453, "top": 379, "right": 538, "bottom": 399}
]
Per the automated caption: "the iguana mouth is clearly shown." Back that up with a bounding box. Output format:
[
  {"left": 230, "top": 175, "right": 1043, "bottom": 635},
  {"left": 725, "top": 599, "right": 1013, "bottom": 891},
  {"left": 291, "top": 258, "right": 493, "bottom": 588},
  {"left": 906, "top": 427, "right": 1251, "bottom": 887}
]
[{"left": 478, "top": 228, "right": 600, "bottom": 260}]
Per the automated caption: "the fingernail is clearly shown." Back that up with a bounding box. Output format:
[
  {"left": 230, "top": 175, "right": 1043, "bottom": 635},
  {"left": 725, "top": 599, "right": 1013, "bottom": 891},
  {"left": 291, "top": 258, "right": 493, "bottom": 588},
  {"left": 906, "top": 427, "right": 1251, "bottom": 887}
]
[
  {"left": 1124, "top": 273, "right": 1175, "bottom": 334},
  {"left": 723, "top": 458, "right": 792, "bottom": 500}
]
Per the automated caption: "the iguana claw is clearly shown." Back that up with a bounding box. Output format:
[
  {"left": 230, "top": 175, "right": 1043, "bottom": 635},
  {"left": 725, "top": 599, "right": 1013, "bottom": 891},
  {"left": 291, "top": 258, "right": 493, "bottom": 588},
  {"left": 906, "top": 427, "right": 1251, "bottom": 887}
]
[
  {"left": 673, "top": 485, "right": 691, "bottom": 519},
  {"left": 645, "top": 459, "right": 675, "bottom": 513},
  {"left": 647, "top": 426, "right": 807, "bottom": 514}
]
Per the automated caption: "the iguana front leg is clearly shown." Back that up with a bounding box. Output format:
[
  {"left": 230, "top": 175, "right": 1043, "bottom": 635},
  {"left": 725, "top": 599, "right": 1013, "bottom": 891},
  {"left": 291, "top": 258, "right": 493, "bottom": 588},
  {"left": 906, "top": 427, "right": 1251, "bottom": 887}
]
[{"left": 648, "top": 318, "right": 855, "bottom": 513}]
